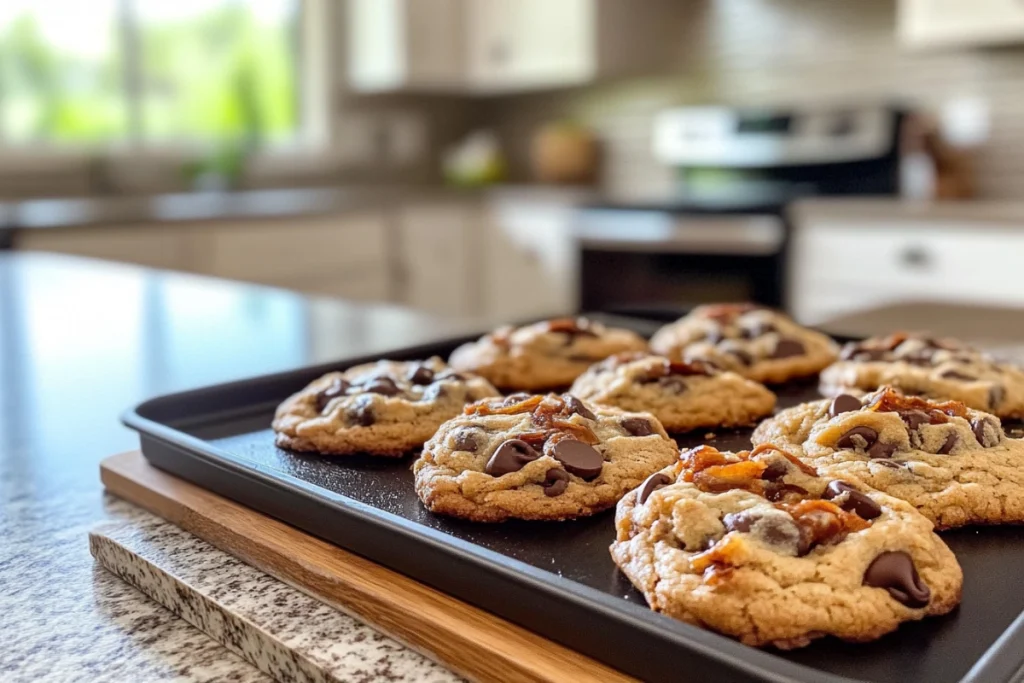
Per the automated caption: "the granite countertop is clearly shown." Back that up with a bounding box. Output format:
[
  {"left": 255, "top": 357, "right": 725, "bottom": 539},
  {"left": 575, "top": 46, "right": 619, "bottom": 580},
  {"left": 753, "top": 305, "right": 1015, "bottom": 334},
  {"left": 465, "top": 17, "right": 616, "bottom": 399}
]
[
  {"left": 0, "top": 185, "right": 595, "bottom": 231},
  {"left": 0, "top": 252, "right": 483, "bottom": 681}
]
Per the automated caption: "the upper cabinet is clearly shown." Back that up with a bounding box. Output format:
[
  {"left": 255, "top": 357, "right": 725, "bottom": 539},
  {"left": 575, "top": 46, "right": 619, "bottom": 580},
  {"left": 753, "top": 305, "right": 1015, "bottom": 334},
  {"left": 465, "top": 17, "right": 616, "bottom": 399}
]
[
  {"left": 346, "top": 0, "right": 677, "bottom": 94},
  {"left": 899, "top": 0, "right": 1024, "bottom": 49}
]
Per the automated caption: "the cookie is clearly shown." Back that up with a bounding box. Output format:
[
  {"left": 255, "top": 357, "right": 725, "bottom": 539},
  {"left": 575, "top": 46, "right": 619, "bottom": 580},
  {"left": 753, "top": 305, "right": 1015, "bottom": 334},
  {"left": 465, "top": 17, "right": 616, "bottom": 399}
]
[
  {"left": 448, "top": 317, "right": 649, "bottom": 392},
  {"left": 569, "top": 352, "right": 776, "bottom": 432},
  {"left": 273, "top": 357, "right": 500, "bottom": 456},
  {"left": 752, "top": 385, "right": 1024, "bottom": 528},
  {"left": 649, "top": 304, "right": 839, "bottom": 384},
  {"left": 820, "top": 332, "right": 1024, "bottom": 419},
  {"left": 610, "top": 444, "right": 962, "bottom": 649},
  {"left": 412, "top": 393, "right": 678, "bottom": 521}
]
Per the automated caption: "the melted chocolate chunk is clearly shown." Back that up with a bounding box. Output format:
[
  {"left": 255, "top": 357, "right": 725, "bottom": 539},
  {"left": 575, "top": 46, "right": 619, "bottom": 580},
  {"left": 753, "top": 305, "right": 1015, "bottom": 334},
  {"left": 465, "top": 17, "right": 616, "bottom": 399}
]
[
  {"left": 901, "top": 410, "right": 931, "bottom": 431},
  {"left": 659, "top": 376, "right": 689, "bottom": 394},
  {"left": 836, "top": 426, "right": 879, "bottom": 450},
  {"left": 829, "top": 394, "right": 862, "bottom": 418},
  {"left": 863, "top": 551, "right": 931, "bottom": 607},
  {"left": 485, "top": 439, "right": 540, "bottom": 476},
  {"left": 451, "top": 429, "right": 480, "bottom": 452},
  {"left": 760, "top": 460, "right": 789, "bottom": 481},
  {"left": 637, "top": 472, "right": 672, "bottom": 504},
  {"left": 771, "top": 338, "right": 806, "bottom": 359},
  {"left": 740, "top": 320, "right": 776, "bottom": 339},
  {"left": 722, "top": 510, "right": 756, "bottom": 532},
  {"left": 621, "top": 417, "right": 653, "bottom": 437},
  {"left": 940, "top": 369, "right": 976, "bottom": 381},
  {"left": 346, "top": 396, "right": 375, "bottom": 426},
  {"left": 550, "top": 439, "right": 604, "bottom": 480},
  {"left": 362, "top": 376, "right": 401, "bottom": 396},
  {"left": 407, "top": 365, "right": 435, "bottom": 385},
  {"left": 824, "top": 480, "right": 882, "bottom": 520},
  {"left": 972, "top": 417, "right": 1001, "bottom": 448},
  {"left": 564, "top": 395, "right": 596, "bottom": 421},
  {"left": 542, "top": 468, "right": 570, "bottom": 497},
  {"left": 841, "top": 344, "right": 888, "bottom": 362},
  {"left": 763, "top": 482, "right": 808, "bottom": 502},
  {"left": 725, "top": 348, "right": 754, "bottom": 366},
  {"left": 315, "top": 378, "right": 349, "bottom": 412},
  {"left": 937, "top": 432, "right": 958, "bottom": 455},
  {"left": 723, "top": 511, "right": 804, "bottom": 554},
  {"left": 867, "top": 441, "right": 897, "bottom": 459}
]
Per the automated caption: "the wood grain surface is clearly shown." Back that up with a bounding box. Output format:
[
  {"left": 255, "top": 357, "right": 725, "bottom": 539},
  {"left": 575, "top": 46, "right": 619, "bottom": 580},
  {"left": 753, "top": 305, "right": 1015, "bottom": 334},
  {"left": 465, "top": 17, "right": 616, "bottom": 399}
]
[{"left": 101, "top": 451, "right": 635, "bottom": 683}]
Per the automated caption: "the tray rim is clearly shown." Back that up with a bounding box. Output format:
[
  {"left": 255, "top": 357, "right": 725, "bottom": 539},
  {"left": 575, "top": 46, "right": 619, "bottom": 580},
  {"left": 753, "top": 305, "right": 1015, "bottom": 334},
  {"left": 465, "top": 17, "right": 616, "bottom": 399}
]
[{"left": 119, "top": 317, "right": 1024, "bottom": 683}]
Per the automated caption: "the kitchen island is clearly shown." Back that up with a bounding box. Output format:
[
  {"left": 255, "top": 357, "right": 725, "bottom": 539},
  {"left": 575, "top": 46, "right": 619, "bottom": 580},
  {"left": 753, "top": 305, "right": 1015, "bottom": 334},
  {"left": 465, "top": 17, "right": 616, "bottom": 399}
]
[{"left": 0, "top": 252, "right": 482, "bottom": 681}]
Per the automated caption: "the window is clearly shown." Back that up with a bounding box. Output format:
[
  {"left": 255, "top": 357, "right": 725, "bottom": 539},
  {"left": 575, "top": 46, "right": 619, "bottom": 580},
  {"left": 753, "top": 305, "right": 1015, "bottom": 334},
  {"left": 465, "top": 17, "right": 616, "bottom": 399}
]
[{"left": 0, "top": 0, "right": 301, "bottom": 148}]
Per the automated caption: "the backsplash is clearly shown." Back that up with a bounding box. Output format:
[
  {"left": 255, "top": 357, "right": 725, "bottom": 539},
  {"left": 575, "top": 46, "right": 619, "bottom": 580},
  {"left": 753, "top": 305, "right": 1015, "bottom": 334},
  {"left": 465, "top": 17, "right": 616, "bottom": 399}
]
[{"left": 482, "top": 0, "right": 1024, "bottom": 199}]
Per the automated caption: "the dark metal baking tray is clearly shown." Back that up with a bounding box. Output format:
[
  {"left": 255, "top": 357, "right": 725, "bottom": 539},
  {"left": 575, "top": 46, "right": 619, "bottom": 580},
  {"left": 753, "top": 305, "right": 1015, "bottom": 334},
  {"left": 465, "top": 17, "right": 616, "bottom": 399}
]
[{"left": 122, "top": 313, "right": 1024, "bottom": 683}]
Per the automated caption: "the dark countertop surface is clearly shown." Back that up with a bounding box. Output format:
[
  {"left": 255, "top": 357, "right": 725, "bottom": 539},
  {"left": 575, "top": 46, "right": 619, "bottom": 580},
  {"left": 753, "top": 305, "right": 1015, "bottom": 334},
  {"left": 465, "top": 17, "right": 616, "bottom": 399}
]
[{"left": 0, "top": 251, "right": 482, "bottom": 680}]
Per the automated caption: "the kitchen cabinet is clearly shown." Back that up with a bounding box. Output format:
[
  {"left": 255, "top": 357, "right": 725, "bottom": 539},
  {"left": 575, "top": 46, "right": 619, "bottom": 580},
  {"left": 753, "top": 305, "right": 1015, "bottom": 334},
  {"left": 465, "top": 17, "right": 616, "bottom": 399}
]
[
  {"left": 346, "top": 0, "right": 676, "bottom": 94},
  {"left": 16, "top": 225, "right": 191, "bottom": 271},
  {"left": 395, "top": 202, "right": 480, "bottom": 316},
  {"left": 899, "top": 0, "right": 1024, "bottom": 49},
  {"left": 481, "top": 195, "right": 578, "bottom": 320},
  {"left": 788, "top": 203, "right": 1024, "bottom": 324}
]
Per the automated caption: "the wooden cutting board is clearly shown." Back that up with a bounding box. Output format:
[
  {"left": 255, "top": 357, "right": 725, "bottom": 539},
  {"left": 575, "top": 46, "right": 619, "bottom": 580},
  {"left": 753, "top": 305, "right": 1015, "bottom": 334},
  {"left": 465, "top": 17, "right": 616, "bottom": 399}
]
[{"left": 100, "top": 451, "right": 634, "bottom": 683}]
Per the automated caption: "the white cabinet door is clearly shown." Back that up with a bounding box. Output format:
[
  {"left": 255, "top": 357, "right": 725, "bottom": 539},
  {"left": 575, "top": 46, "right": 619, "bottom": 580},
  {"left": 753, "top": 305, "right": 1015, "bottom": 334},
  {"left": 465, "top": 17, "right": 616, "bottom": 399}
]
[
  {"left": 467, "top": 0, "right": 593, "bottom": 91},
  {"left": 899, "top": 0, "right": 1024, "bottom": 48},
  {"left": 396, "top": 203, "right": 479, "bottom": 316},
  {"left": 482, "top": 199, "right": 578, "bottom": 321}
]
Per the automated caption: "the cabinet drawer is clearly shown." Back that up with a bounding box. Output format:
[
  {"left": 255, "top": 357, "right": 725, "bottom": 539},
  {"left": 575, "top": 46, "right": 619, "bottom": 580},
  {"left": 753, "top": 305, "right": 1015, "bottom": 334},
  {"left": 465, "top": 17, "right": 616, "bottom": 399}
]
[
  {"left": 793, "top": 221, "right": 1024, "bottom": 304},
  {"left": 203, "top": 214, "right": 387, "bottom": 282}
]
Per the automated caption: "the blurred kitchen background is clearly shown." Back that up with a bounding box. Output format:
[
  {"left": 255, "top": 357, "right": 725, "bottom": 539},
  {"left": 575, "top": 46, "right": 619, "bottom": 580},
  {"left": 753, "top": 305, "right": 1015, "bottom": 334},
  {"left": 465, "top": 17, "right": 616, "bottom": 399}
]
[{"left": 3, "top": 0, "right": 1024, "bottom": 325}]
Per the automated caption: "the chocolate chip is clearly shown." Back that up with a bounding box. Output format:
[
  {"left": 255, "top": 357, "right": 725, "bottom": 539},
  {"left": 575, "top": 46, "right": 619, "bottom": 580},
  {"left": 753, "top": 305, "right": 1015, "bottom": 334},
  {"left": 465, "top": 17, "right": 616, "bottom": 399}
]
[
  {"left": 485, "top": 439, "right": 540, "bottom": 476},
  {"left": 362, "top": 376, "right": 401, "bottom": 396},
  {"left": 761, "top": 460, "right": 789, "bottom": 481},
  {"left": 824, "top": 480, "right": 882, "bottom": 520},
  {"left": 621, "top": 417, "right": 653, "bottom": 437},
  {"left": 637, "top": 472, "right": 672, "bottom": 504},
  {"left": 771, "top": 338, "right": 805, "bottom": 359},
  {"left": 829, "top": 394, "right": 862, "bottom": 417},
  {"left": 841, "top": 344, "right": 887, "bottom": 362},
  {"left": 873, "top": 459, "right": 903, "bottom": 469},
  {"left": 863, "top": 551, "right": 931, "bottom": 607},
  {"left": 990, "top": 384, "right": 1005, "bottom": 412},
  {"left": 346, "top": 396, "right": 375, "bottom": 426},
  {"left": 557, "top": 440, "right": 602, "bottom": 479},
  {"left": 564, "top": 395, "right": 596, "bottom": 421},
  {"left": 407, "top": 365, "right": 435, "bottom": 385},
  {"left": 867, "top": 441, "right": 897, "bottom": 459},
  {"left": 901, "top": 410, "right": 931, "bottom": 431},
  {"left": 740, "top": 320, "right": 776, "bottom": 339},
  {"left": 722, "top": 511, "right": 756, "bottom": 532},
  {"left": 316, "top": 378, "right": 349, "bottom": 412},
  {"left": 972, "top": 417, "right": 1001, "bottom": 447},
  {"left": 435, "top": 370, "right": 466, "bottom": 381},
  {"left": 451, "top": 429, "right": 480, "bottom": 452},
  {"left": 725, "top": 348, "right": 754, "bottom": 365},
  {"left": 542, "top": 468, "right": 570, "bottom": 497},
  {"left": 763, "top": 482, "right": 808, "bottom": 502},
  {"left": 551, "top": 439, "right": 604, "bottom": 480},
  {"left": 937, "top": 432, "right": 958, "bottom": 455},
  {"left": 659, "top": 376, "right": 689, "bottom": 394},
  {"left": 836, "top": 426, "right": 879, "bottom": 450},
  {"left": 940, "top": 369, "right": 976, "bottom": 381}
]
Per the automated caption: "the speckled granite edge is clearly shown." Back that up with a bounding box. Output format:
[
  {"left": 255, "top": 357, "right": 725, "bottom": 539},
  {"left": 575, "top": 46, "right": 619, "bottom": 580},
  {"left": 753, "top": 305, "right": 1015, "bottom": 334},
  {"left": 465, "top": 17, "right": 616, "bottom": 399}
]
[{"left": 89, "top": 517, "right": 459, "bottom": 683}]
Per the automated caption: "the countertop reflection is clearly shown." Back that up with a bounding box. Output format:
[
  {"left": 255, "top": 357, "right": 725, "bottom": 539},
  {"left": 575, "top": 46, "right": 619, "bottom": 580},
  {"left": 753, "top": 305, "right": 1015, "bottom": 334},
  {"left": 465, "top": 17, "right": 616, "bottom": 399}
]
[{"left": 0, "top": 252, "right": 481, "bottom": 680}]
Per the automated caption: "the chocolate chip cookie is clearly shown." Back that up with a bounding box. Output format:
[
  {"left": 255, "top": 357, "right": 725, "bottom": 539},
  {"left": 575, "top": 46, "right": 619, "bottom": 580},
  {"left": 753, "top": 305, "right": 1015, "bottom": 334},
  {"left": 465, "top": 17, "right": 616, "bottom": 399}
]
[
  {"left": 649, "top": 304, "right": 839, "bottom": 384},
  {"left": 611, "top": 444, "right": 962, "bottom": 648},
  {"left": 273, "top": 357, "right": 500, "bottom": 456},
  {"left": 448, "top": 317, "right": 649, "bottom": 392},
  {"left": 820, "top": 332, "right": 1024, "bottom": 419},
  {"left": 412, "top": 393, "right": 678, "bottom": 521},
  {"left": 569, "top": 352, "right": 776, "bottom": 432},
  {"left": 752, "top": 385, "right": 1024, "bottom": 528}
]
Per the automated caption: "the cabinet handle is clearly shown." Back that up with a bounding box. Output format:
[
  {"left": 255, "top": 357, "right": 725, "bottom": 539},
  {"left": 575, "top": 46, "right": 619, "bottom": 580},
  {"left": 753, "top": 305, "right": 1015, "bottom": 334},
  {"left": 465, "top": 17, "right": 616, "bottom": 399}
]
[{"left": 900, "top": 246, "right": 931, "bottom": 268}]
